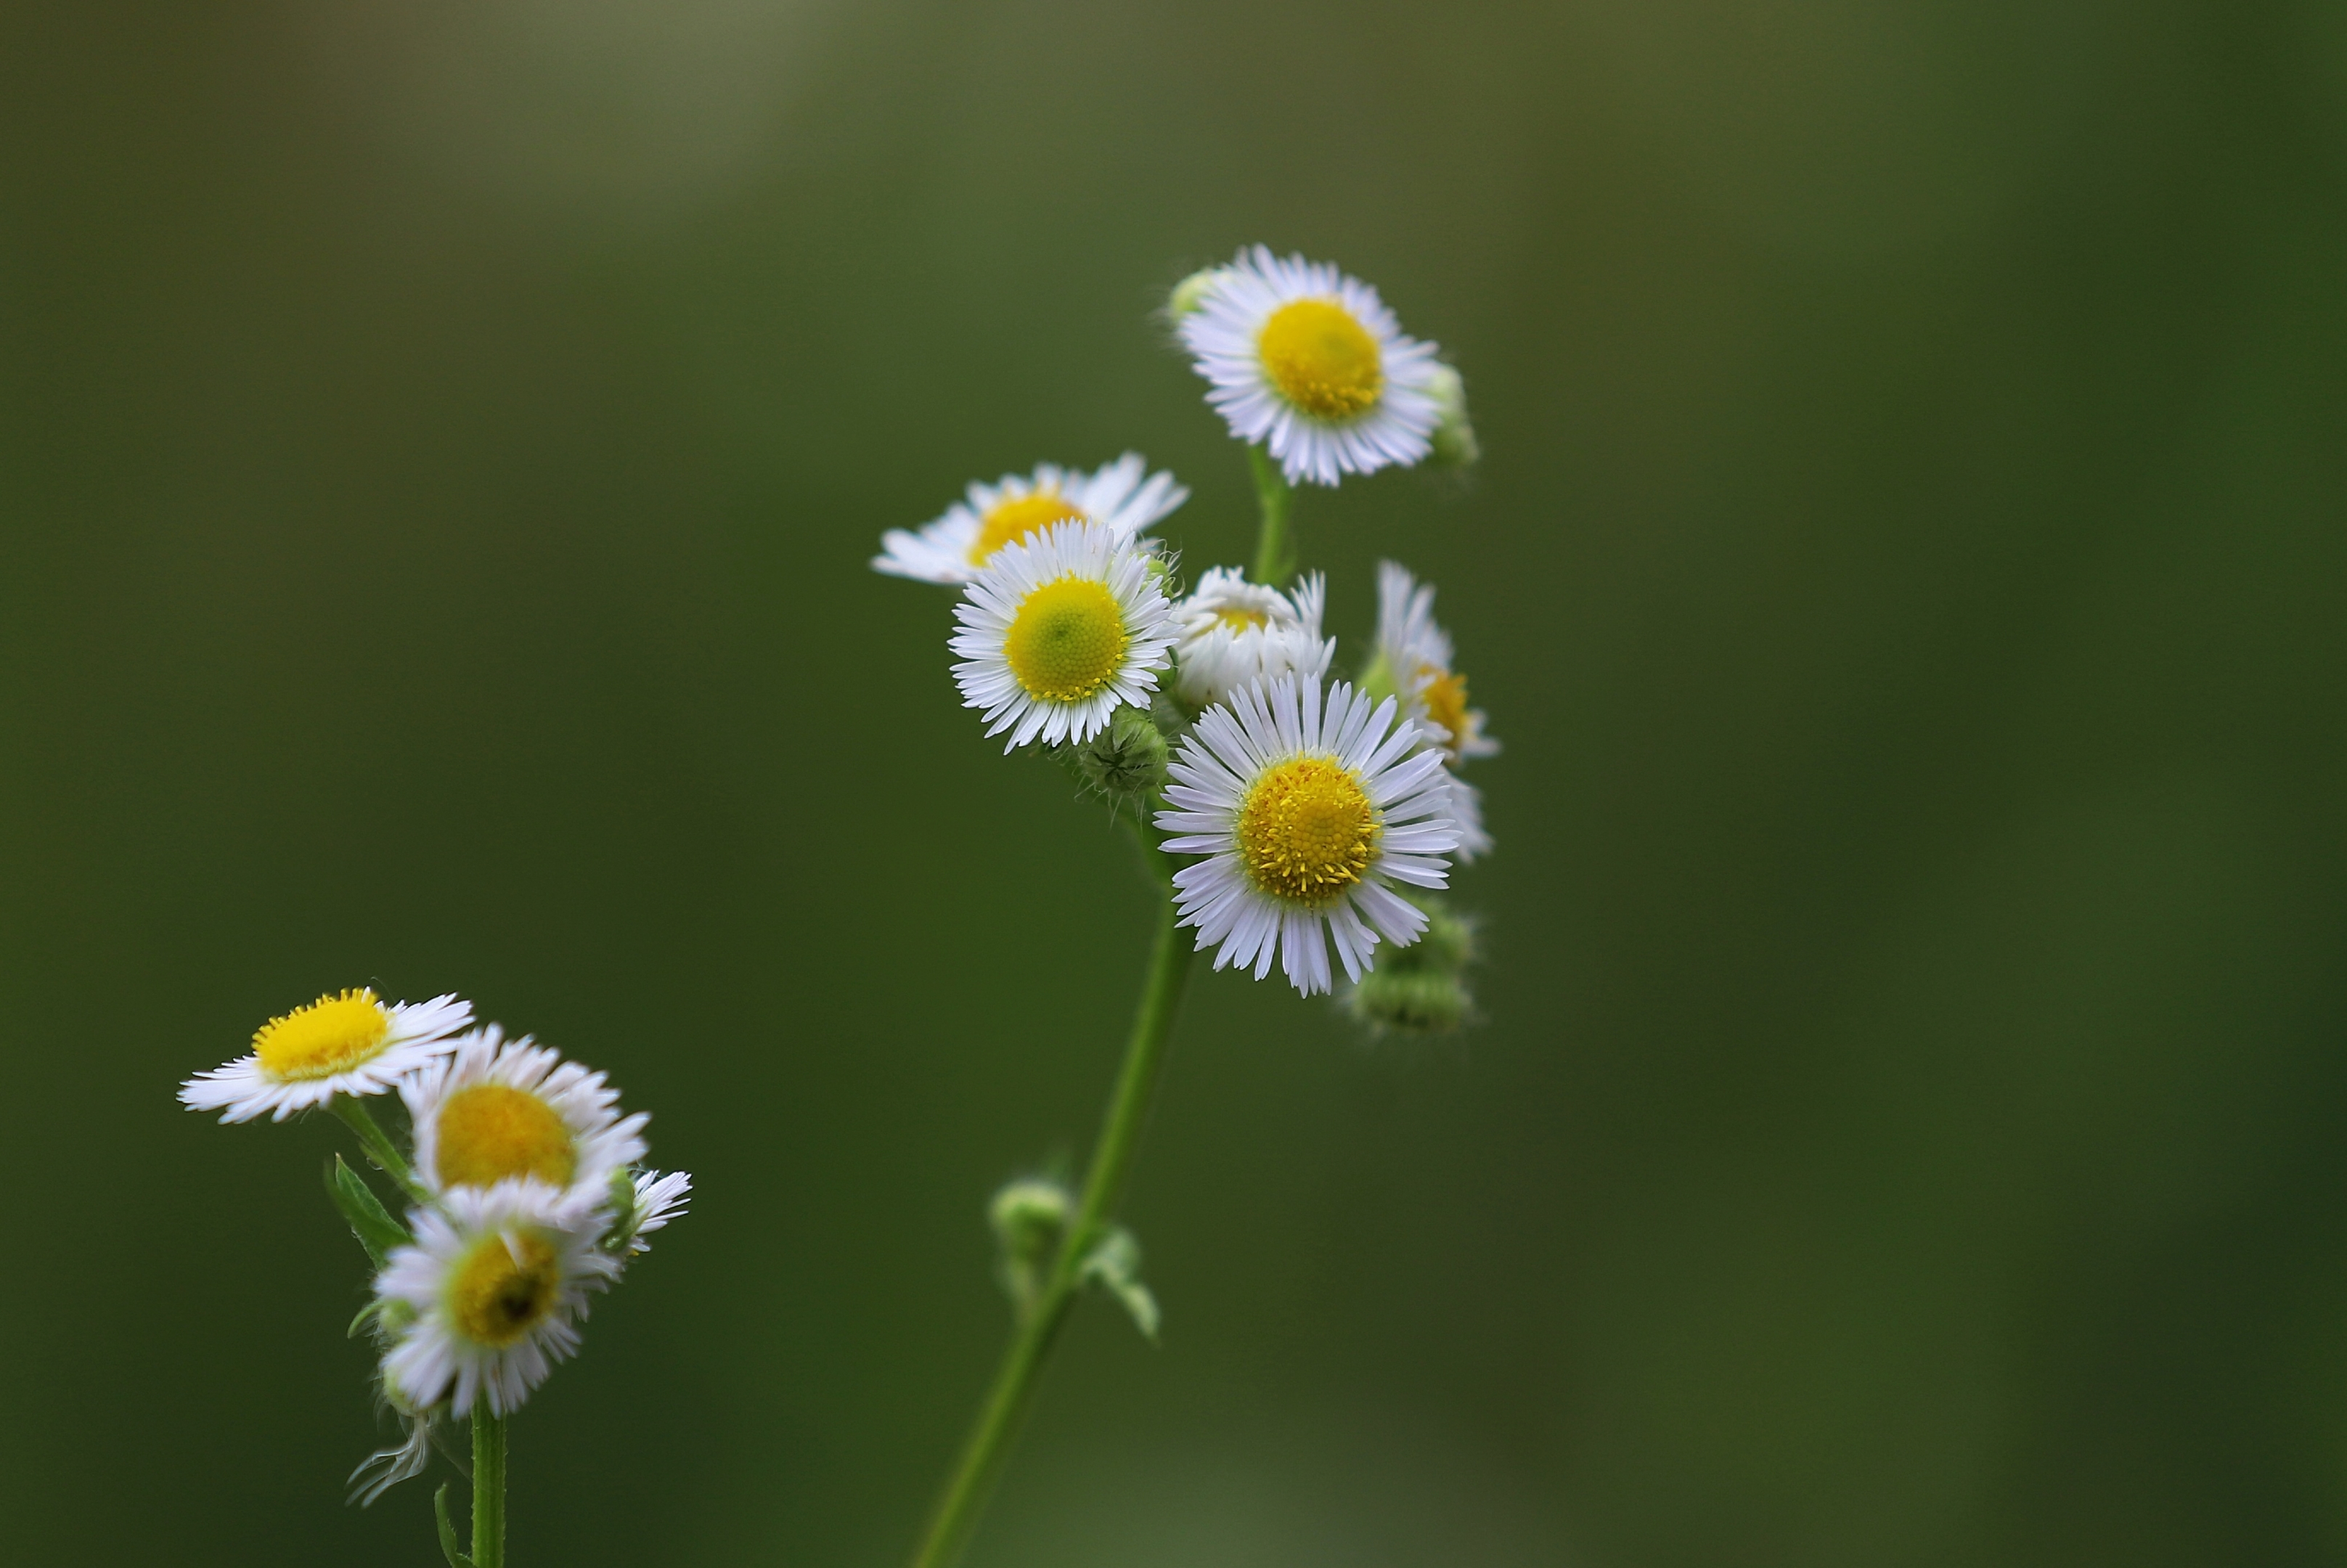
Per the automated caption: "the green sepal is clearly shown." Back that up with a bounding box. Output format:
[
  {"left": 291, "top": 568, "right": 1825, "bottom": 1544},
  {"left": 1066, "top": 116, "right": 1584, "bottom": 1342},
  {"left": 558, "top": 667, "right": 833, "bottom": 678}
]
[
  {"left": 325, "top": 1154, "right": 411, "bottom": 1269},
  {"left": 599, "top": 1165, "right": 642, "bottom": 1253},
  {"left": 434, "top": 1484, "right": 475, "bottom": 1568},
  {"left": 1078, "top": 1225, "right": 1161, "bottom": 1344}
]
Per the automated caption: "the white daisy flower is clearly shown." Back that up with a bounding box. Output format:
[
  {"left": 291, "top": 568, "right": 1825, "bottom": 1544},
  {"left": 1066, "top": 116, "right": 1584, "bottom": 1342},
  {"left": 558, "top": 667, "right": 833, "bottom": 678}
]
[
  {"left": 616, "top": 1169, "right": 693, "bottom": 1257},
  {"left": 401, "top": 1025, "right": 648, "bottom": 1210},
  {"left": 1179, "top": 246, "right": 1445, "bottom": 487},
  {"left": 377, "top": 1182, "right": 621, "bottom": 1418},
  {"left": 179, "top": 989, "right": 470, "bottom": 1124},
  {"left": 950, "top": 520, "right": 1178, "bottom": 751},
  {"left": 873, "top": 454, "right": 1188, "bottom": 584},
  {"left": 1154, "top": 673, "right": 1461, "bottom": 995},
  {"left": 1171, "top": 567, "right": 1335, "bottom": 709},
  {"left": 1373, "top": 561, "right": 1500, "bottom": 766}
]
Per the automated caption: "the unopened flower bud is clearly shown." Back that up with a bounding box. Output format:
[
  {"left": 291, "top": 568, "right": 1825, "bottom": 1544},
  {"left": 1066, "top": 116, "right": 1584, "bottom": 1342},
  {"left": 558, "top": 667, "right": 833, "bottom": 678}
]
[
  {"left": 989, "top": 1177, "right": 1072, "bottom": 1318},
  {"left": 1341, "top": 894, "right": 1479, "bottom": 1036},
  {"left": 1064, "top": 703, "right": 1171, "bottom": 807},
  {"left": 1426, "top": 362, "right": 1479, "bottom": 469}
]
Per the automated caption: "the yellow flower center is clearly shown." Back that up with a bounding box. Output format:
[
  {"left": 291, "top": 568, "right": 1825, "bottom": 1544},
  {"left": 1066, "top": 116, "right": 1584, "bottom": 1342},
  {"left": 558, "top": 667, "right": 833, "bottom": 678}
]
[
  {"left": 1257, "top": 298, "right": 1383, "bottom": 420},
  {"left": 434, "top": 1083, "right": 577, "bottom": 1191},
  {"left": 449, "top": 1229, "right": 563, "bottom": 1349},
  {"left": 1418, "top": 665, "right": 1472, "bottom": 756},
  {"left": 1214, "top": 606, "right": 1271, "bottom": 632},
  {"left": 969, "top": 491, "right": 1088, "bottom": 565},
  {"left": 1236, "top": 756, "right": 1380, "bottom": 905},
  {"left": 1004, "top": 576, "right": 1129, "bottom": 703},
  {"left": 252, "top": 989, "right": 393, "bottom": 1082}
]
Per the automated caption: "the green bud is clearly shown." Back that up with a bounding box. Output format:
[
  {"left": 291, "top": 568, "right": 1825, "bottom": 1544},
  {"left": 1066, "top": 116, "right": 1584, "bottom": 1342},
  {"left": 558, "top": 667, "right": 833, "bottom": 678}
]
[
  {"left": 1341, "top": 894, "right": 1479, "bottom": 1036},
  {"left": 1167, "top": 266, "right": 1226, "bottom": 321},
  {"left": 1344, "top": 966, "right": 1472, "bottom": 1035},
  {"left": 1426, "top": 362, "right": 1479, "bottom": 469},
  {"left": 1064, "top": 703, "right": 1171, "bottom": 808},
  {"left": 989, "top": 1177, "right": 1072, "bottom": 1318}
]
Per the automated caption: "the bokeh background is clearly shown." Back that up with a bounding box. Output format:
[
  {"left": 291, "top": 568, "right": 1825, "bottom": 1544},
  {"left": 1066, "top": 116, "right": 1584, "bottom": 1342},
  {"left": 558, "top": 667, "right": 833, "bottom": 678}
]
[{"left": 6, "top": 0, "right": 2346, "bottom": 1562}]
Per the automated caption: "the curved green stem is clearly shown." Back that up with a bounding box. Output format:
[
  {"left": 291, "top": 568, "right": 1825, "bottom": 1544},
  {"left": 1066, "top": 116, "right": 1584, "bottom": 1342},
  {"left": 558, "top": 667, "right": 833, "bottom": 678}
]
[
  {"left": 1246, "top": 445, "right": 1294, "bottom": 586},
  {"left": 906, "top": 849, "right": 1196, "bottom": 1568},
  {"left": 330, "top": 1095, "right": 430, "bottom": 1206},
  {"left": 471, "top": 1410, "right": 507, "bottom": 1568}
]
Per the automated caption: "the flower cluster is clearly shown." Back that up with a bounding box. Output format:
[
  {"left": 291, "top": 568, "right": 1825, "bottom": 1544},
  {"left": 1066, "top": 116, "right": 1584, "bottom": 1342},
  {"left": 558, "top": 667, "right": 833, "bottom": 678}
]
[
  {"left": 179, "top": 988, "right": 690, "bottom": 1501},
  {"left": 874, "top": 247, "right": 1498, "bottom": 1004}
]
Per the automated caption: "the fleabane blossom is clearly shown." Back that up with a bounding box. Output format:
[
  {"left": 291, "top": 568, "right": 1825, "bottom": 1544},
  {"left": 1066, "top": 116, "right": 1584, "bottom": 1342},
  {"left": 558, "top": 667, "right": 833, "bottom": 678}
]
[
  {"left": 1373, "top": 560, "right": 1500, "bottom": 861},
  {"left": 875, "top": 454, "right": 1188, "bottom": 584},
  {"left": 402, "top": 1026, "right": 647, "bottom": 1212},
  {"left": 950, "top": 520, "right": 1177, "bottom": 751},
  {"left": 377, "top": 1182, "right": 621, "bottom": 1418},
  {"left": 1179, "top": 247, "right": 1444, "bottom": 487},
  {"left": 1155, "top": 673, "right": 1461, "bottom": 995},
  {"left": 1172, "top": 567, "right": 1334, "bottom": 708},
  {"left": 179, "top": 989, "right": 471, "bottom": 1124}
]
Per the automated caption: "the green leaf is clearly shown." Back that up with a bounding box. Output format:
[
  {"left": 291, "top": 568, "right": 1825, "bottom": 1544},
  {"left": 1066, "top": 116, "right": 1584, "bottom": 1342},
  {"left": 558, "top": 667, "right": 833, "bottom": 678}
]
[
  {"left": 1078, "top": 1225, "right": 1162, "bottom": 1344},
  {"left": 325, "top": 1154, "right": 411, "bottom": 1269},
  {"left": 434, "top": 1484, "right": 474, "bottom": 1568}
]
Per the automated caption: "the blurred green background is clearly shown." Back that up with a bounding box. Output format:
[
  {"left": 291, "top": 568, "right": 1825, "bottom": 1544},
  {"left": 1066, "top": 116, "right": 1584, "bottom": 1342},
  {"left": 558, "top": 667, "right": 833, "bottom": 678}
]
[{"left": 6, "top": 0, "right": 2346, "bottom": 1563}]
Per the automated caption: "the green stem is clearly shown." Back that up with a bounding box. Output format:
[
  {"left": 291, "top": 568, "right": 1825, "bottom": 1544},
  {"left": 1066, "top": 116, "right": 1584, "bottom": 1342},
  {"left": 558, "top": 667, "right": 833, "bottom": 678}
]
[
  {"left": 331, "top": 1095, "right": 430, "bottom": 1206},
  {"left": 472, "top": 1409, "right": 507, "bottom": 1568},
  {"left": 1246, "top": 444, "right": 1294, "bottom": 586},
  {"left": 906, "top": 852, "right": 1196, "bottom": 1568}
]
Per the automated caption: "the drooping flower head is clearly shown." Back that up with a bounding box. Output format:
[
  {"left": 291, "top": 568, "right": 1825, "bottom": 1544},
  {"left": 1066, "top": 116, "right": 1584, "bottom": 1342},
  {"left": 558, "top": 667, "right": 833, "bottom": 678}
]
[
  {"left": 1371, "top": 561, "right": 1498, "bottom": 860},
  {"left": 1172, "top": 567, "right": 1334, "bottom": 709},
  {"left": 1155, "top": 673, "right": 1461, "bottom": 995},
  {"left": 401, "top": 1026, "right": 647, "bottom": 1212},
  {"left": 874, "top": 454, "right": 1188, "bottom": 584},
  {"left": 377, "top": 1182, "right": 621, "bottom": 1418},
  {"left": 179, "top": 989, "right": 471, "bottom": 1124},
  {"left": 951, "top": 520, "right": 1178, "bottom": 751},
  {"left": 1179, "top": 247, "right": 1444, "bottom": 487}
]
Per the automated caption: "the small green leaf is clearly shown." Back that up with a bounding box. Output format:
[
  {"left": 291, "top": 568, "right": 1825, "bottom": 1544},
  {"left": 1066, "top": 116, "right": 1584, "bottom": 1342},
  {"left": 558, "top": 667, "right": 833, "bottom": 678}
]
[
  {"left": 434, "top": 1484, "right": 474, "bottom": 1568},
  {"left": 325, "top": 1154, "right": 411, "bottom": 1269},
  {"left": 1078, "top": 1225, "right": 1162, "bottom": 1344}
]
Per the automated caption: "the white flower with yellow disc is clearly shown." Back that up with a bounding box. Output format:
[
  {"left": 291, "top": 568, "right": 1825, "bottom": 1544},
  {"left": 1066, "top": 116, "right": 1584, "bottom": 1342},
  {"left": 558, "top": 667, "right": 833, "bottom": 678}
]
[
  {"left": 1373, "top": 561, "right": 1498, "bottom": 860},
  {"left": 951, "top": 520, "right": 1177, "bottom": 751},
  {"left": 377, "top": 1181, "right": 621, "bottom": 1418},
  {"left": 1154, "top": 673, "right": 1461, "bottom": 995},
  {"left": 874, "top": 454, "right": 1188, "bottom": 584},
  {"left": 1171, "top": 567, "right": 1334, "bottom": 709},
  {"left": 179, "top": 988, "right": 471, "bottom": 1124},
  {"left": 401, "top": 1026, "right": 648, "bottom": 1211},
  {"left": 1179, "top": 247, "right": 1443, "bottom": 487}
]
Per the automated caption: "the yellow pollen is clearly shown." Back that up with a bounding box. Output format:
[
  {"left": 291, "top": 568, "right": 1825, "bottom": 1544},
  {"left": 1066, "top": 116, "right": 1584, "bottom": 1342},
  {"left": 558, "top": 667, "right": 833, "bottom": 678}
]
[
  {"left": 252, "top": 989, "right": 393, "bottom": 1082},
  {"left": 1257, "top": 298, "right": 1383, "bottom": 420},
  {"left": 969, "top": 491, "right": 1088, "bottom": 565},
  {"left": 1004, "top": 575, "right": 1129, "bottom": 702},
  {"left": 1419, "top": 666, "right": 1472, "bottom": 756},
  {"left": 449, "top": 1229, "right": 562, "bottom": 1349},
  {"left": 435, "top": 1084, "right": 577, "bottom": 1191},
  {"left": 1236, "top": 756, "right": 1380, "bottom": 905},
  {"left": 1214, "top": 606, "right": 1271, "bottom": 632}
]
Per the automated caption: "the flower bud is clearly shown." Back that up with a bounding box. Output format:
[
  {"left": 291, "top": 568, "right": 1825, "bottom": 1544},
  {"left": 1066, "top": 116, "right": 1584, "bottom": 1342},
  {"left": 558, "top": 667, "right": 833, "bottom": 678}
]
[
  {"left": 989, "top": 1177, "right": 1072, "bottom": 1317},
  {"left": 1426, "top": 362, "right": 1479, "bottom": 469},
  {"left": 1341, "top": 894, "right": 1479, "bottom": 1036},
  {"left": 1064, "top": 703, "right": 1171, "bottom": 807},
  {"left": 1167, "top": 266, "right": 1227, "bottom": 321}
]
